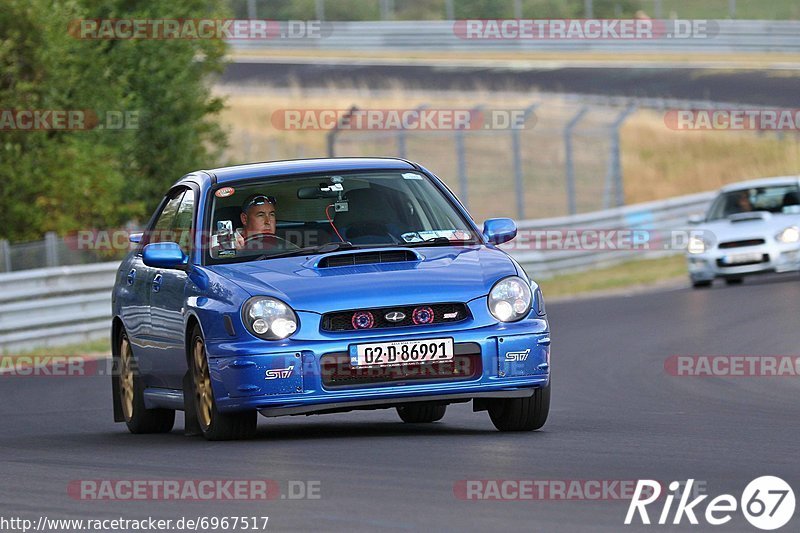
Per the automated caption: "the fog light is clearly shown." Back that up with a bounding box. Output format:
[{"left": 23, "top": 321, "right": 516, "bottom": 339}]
[
  {"left": 352, "top": 311, "right": 375, "bottom": 329},
  {"left": 412, "top": 306, "right": 435, "bottom": 325}
]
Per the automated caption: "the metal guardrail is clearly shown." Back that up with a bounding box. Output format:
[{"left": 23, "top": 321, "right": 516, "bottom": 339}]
[
  {"left": 508, "top": 191, "right": 714, "bottom": 277},
  {"left": 230, "top": 20, "right": 800, "bottom": 54},
  {"left": 0, "top": 262, "right": 118, "bottom": 353},
  {"left": 0, "top": 191, "right": 714, "bottom": 351}
]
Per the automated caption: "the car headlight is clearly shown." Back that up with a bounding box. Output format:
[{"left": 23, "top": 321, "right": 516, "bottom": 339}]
[
  {"left": 242, "top": 297, "right": 298, "bottom": 340},
  {"left": 488, "top": 276, "right": 532, "bottom": 322},
  {"left": 776, "top": 226, "right": 800, "bottom": 244},
  {"left": 687, "top": 236, "right": 706, "bottom": 254}
]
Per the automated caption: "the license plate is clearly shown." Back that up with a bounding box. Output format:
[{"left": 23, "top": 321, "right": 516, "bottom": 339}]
[
  {"left": 724, "top": 252, "right": 763, "bottom": 264},
  {"left": 350, "top": 338, "right": 454, "bottom": 367}
]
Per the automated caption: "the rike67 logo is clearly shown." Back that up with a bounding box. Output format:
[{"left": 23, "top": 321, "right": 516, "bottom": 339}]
[{"left": 626, "top": 477, "right": 795, "bottom": 530}]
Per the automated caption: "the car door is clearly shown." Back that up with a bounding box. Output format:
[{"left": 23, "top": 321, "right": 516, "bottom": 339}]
[
  {"left": 136, "top": 189, "right": 185, "bottom": 387},
  {"left": 148, "top": 188, "right": 196, "bottom": 389},
  {"left": 116, "top": 251, "right": 150, "bottom": 344}
]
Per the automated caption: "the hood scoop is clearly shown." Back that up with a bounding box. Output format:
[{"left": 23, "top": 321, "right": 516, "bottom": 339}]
[
  {"left": 317, "top": 249, "right": 420, "bottom": 268},
  {"left": 728, "top": 211, "right": 770, "bottom": 223}
]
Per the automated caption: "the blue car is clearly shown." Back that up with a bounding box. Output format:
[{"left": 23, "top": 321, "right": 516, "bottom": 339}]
[{"left": 111, "top": 158, "right": 550, "bottom": 440}]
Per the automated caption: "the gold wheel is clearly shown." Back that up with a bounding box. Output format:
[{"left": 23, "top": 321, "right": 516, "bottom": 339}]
[
  {"left": 193, "top": 337, "right": 213, "bottom": 430},
  {"left": 119, "top": 337, "right": 135, "bottom": 421}
]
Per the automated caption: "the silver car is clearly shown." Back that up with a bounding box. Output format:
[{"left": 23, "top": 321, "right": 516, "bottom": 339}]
[{"left": 686, "top": 176, "right": 800, "bottom": 288}]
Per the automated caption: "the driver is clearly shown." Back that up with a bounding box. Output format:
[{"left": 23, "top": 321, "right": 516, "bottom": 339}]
[
  {"left": 735, "top": 191, "right": 753, "bottom": 213},
  {"left": 235, "top": 194, "right": 277, "bottom": 249}
]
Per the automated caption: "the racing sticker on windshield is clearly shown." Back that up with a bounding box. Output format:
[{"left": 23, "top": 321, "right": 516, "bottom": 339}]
[
  {"left": 215, "top": 187, "right": 235, "bottom": 198},
  {"left": 402, "top": 172, "right": 423, "bottom": 180}
]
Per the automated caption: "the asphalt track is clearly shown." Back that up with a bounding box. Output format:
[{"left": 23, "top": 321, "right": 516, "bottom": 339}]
[
  {"left": 222, "top": 61, "right": 800, "bottom": 107},
  {"left": 1, "top": 274, "right": 799, "bottom": 532}
]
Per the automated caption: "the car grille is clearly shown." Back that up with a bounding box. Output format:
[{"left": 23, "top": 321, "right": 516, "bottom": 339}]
[
  {"left": 321, "top": 303, "right": 470, "bottom": 332},
  {"left": 319, "top": 343, "right": 482, "bottom": 388},
  {"left": 716, "top": 254, "right": 769, "bottom": 267},
  {"left": 718, "top": 239, "right": 766, "bottom": 249}
]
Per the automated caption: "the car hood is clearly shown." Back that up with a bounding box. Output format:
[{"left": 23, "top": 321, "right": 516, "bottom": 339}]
[
  {"left": 207, "top": 245, "right": 518, "bottom": 313},
  {"left": 698, "top": 212, "right": 800, "bottom": 245}
]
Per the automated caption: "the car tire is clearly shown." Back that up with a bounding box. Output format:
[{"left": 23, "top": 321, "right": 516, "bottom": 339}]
[
  {"left": 488, "top": 384, "right": 550, "bottom": 432},
  {"left": 396, "top": 402, "right": 447, "bottom": 423},
  {"left": 118, "top": 331, "right": 175, "bottom": 434},
  {"left": 691, "top": 280, "right": 712, "bottom": 288},
  {"left": 725, "top": 278, "right": 743, "bottom": 285},
  {"left": 189, "top": 325, "right": 257, "bottom": 441}
]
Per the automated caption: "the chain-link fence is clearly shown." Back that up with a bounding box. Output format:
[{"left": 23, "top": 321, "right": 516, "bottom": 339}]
[
  {"left": 326, "top": 101, "right": 635, "bottom": 224},
  {"left": 229, "top": 0, "right": 796, "bottom": 21},
  {"left": 320, "top": 96, "right": 799, "bottom": 224}
]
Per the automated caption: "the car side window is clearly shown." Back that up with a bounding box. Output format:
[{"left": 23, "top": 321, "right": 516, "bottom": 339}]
[
  {"left": 173, "top": 189, "right": 196, "bottom": 254},
  {"left": 148, "top": 190, "right": 185, "bottom": 245}
]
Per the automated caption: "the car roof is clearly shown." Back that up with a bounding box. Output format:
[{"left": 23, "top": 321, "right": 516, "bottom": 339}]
[
  {"left": 719, "top": 176, "right": 800, "bottom": 192},
  {"left": 201, "top": 157, "right": 418, "bottom": 184}
]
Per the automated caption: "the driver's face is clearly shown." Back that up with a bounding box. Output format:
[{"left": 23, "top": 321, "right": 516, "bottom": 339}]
[
  {"left": 737, "top": 193, "right": 752, "bottom": 210},
  {"left": 241, "top": 204, "right": 276, "bottom": 236}
]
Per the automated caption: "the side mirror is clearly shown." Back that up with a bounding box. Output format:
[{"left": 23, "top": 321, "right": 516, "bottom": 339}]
[
  {"left": 483, "top": 218, "right": 517, "bottom": 245},
  {"left": 687, "top": 214, "right": 705, "bottom": 225},
  {"left": 143, "top": 242, "right": 188, "bottom": 269}
]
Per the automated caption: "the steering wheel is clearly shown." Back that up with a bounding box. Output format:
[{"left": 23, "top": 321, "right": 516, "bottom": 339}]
[{"left": 242, "top": 233, "right": 299, "bottom": 252}]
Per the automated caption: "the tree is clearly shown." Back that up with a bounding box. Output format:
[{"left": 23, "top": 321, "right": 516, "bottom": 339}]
[{"left": 0, "top": 0, "right": 229, "bottom": 242}]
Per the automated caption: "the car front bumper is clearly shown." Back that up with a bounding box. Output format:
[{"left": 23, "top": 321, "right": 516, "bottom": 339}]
[
  {"left": 686, "top": 242, "right": 800, "bottom": 281},
  {"left": 204, "top": 319, "right": 550, "bottom": 414}
]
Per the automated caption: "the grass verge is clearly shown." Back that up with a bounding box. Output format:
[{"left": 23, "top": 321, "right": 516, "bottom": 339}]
[
  {"left": 539, "top": 254, "right": 687, "bottom": 299},
  {"left": 3, "top": 338, "right": 111, "bottom": 358}
]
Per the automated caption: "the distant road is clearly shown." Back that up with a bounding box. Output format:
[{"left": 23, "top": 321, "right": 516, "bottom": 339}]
[{"left": 222, "top": 59, "right": 800, "bottom": 106}]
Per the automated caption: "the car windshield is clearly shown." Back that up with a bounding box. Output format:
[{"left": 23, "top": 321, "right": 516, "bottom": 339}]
[
  {"left": 705, "top": 184, "right": 800, "bottom": 221},
  {"left": 207, "top": 170, "right": 478, "bottom": 264}
]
